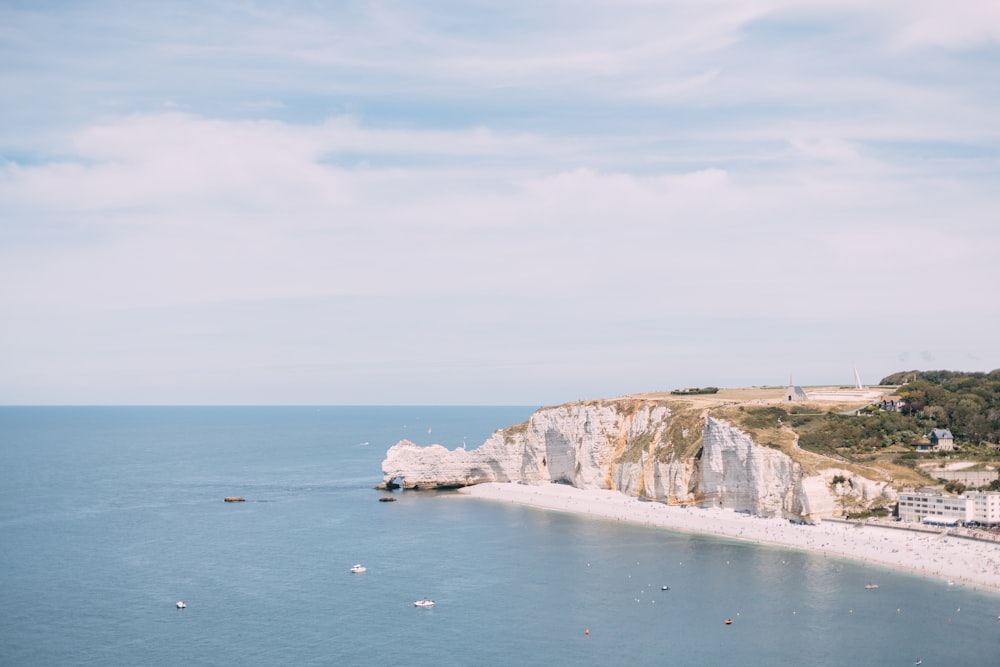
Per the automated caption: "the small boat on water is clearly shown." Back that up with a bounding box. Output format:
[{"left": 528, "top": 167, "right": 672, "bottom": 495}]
[
  {"left": 176, "top": 601, "right": 187, "bottom": 609},
  {"left": 661, "top": 585, "right": 670, "bottom": 591},
  {"left": 865, "top": 582, "right": 878, "bottom": 589},
  {"left": 724, "top": 618, "right": 732, "bottom": 625},
  {"left": 350, "top": 564, "right": 367, "bottom": 574},
  {"left": 414, "top": 599, "right": 435, "bottom": 608}
]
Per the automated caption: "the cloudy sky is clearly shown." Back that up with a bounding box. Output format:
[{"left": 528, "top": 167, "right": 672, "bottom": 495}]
[{"left": 2, "top": 1, "right": 998, "bottom": 405}]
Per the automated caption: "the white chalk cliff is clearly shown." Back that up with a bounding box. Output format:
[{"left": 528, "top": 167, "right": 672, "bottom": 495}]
[{"left": 380, "top": 400, "right": 897, "bottom": 520}]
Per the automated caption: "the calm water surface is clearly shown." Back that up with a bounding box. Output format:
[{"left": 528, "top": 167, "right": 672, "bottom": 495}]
[{"left": 2, "top": 407, "right": 998, "bottom": 666}]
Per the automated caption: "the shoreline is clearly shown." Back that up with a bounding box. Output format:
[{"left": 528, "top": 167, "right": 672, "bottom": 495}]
[{"left": 457, "top": 482, "right": 1000, "bottom": 594}]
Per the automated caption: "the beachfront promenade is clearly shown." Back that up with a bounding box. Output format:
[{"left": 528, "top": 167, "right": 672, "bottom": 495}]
[{"left": 458, "top": 482, "right": 1000, "bottom": 593}]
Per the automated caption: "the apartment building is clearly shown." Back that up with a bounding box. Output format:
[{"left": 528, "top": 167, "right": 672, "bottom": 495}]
[{"left": 897, "top": 489, "right": 1000, "bottom": 527}]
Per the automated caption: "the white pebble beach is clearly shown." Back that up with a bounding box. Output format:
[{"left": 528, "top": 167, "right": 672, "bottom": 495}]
[{"left": 458, "top": 482, "right": 1000, "bottom": 593}]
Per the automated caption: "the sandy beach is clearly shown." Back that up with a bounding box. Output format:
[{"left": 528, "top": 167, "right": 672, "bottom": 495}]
[{"left": 458, "top": 482, "right": 1000, "bottom": 593}]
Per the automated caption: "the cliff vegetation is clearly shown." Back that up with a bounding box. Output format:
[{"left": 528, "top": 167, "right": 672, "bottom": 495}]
[
  {"left": 720, "top": 370, "right": 1000, "bottom": 488},
  {"left": 883, "top": 369, "right": 1000, "bottom": 445},
  {"left": 380, "top": 370, "right": 999, "bottom": 519}
]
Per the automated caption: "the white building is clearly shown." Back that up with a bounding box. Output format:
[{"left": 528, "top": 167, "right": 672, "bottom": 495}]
[
  {"left": 966, "top": 491, "right": 1000, "bottom": 527},
  {"left": 897, "top": 489, "right": 1000, "bottom": 527},
  {"left": 897, "top": 490, "right": 970, "bottom": 525}
]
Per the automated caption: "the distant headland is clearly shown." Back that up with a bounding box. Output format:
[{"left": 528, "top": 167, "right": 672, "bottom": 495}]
[
  {"left": 379, "top": 369, "right": 1000, "bottom": 523},
  {"left": 378, "top": 369, "right": 1000, "bottom": 590}
]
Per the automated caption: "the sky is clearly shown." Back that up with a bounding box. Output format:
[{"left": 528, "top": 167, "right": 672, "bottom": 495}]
[{"left": 1, "top": 0, "right": 999, "bottom": 405}]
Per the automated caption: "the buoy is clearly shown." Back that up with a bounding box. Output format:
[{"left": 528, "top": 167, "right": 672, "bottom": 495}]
[{"left": 585, "top": 628, "right": 589, "bottom": 636}]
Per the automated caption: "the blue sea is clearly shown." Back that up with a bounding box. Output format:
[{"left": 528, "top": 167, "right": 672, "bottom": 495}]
[{"left": 2, "top": 407, "right": 999, "bottom": 666}]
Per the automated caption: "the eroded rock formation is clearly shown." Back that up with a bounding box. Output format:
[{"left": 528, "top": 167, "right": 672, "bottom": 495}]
[{"left": 379, "top": 400, "right": 896, "bottom": 520}]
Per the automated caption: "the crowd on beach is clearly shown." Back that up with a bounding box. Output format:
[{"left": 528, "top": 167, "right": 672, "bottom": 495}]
[{"left": 458, "top": 482, "right": 1000, "bottom": 593}]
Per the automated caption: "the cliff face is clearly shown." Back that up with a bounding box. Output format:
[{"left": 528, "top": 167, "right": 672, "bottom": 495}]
[
  {"left": 698, "top": 416, "right": 803, "bottom": 516},
  {"left": 379, "top": 400, "right": 896, "bottom": 520}
]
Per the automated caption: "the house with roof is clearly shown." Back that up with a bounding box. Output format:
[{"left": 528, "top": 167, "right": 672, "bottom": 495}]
[
  {"left": 878, "top": 395, "right": 905, "bottom": 412},
  {"left": 911, "top": 429, "right": 956, "bottom": 453},
  {"left": 929, "top": 429, "right": 955, "bottom": 451}
]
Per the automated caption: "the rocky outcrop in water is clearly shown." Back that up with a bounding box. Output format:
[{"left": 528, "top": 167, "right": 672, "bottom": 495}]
[{"left": 378, "top": 400, "right": 896, "bottom": 520}]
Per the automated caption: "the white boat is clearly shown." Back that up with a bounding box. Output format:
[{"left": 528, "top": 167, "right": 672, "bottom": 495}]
[
  {"left": 413, "top": 599, "right": 435, "bottom": 608},
  {"left": 350, "top": 564, "right": 367, "bottom": 573},
  {"left": 864, "top": 582, "right": 878, "bottom": 589},
  {"left": 176, "top": 601, "right": 187, "bottom": 609}
]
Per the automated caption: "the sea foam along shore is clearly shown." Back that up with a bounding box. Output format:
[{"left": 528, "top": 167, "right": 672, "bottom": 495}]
[{"left": 457, "top": 482, "right": 1000, "bottom": 593}]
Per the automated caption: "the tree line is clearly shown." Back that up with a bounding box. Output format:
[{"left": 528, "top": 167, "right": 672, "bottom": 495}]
[
  {"left": 882, "top": 369, "right": 1000, "bottom": 445},
  {"left": 735, "top": 370, "right": 1000, "bottom": 462}
]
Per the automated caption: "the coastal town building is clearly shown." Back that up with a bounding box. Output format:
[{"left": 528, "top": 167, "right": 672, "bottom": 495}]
[
  {"left": 897, "top": 489, "right": 1000, "bottom": 527},
  {"left": 898, "top": 490, "right": 970, "bottom": 525},
  {"left": 967, "top": 491, "right": 1000, "bottom": 527},
  {"left": 912, "top": 429, "right": 957, "bottom": 453},
  {"left": 878, "top": 395, "right": 905, "bottom": 412},
  {"left": 929, "top": 429, "right": 955, "bottom": 450}
]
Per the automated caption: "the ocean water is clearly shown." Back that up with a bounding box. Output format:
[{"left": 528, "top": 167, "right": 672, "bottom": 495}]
[{"left": 2, "top": 407, "right": 999, "bottom": 666}]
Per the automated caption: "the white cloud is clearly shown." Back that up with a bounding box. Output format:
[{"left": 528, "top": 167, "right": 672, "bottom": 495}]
[
  {"left": 887, "top": 0, "right": 1000, "bottom": 49},
  {"left": 4, "top": 112, "right": 995, "bottom": 321},
  {"left": 1, "top": 1, "right": 998, "bottom": 403}
]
